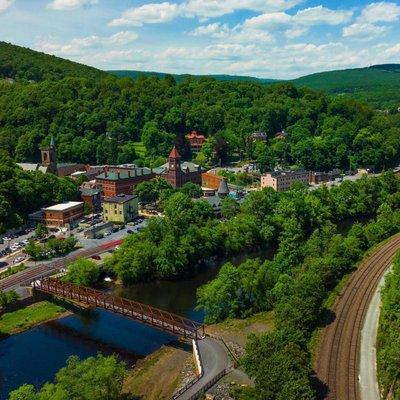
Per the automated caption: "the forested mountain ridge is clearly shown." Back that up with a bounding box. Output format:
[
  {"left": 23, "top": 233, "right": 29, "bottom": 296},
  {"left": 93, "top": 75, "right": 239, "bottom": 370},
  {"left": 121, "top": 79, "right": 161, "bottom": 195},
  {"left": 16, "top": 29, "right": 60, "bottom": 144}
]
[
  {"left": 1, "top": 42, "right": 400, "bottom": 175},
  {"left": 113, "top": 64, "right": 400, "bottom": 108},
  {"left": 292, "top": 64, "right": 400, "bottom": 108},
  {"left": 109, "top": 69, "right": 278, "bottom": 84},
  {"left": 0, "top": 41, "right": 108, "bottom": 82}
]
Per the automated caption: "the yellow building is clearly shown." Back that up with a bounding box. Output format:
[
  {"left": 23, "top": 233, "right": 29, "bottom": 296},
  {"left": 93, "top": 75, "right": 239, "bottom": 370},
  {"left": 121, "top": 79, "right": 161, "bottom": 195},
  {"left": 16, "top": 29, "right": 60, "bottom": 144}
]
[{"left": 102, "top": 194, "right": 138, "bottom": 223}]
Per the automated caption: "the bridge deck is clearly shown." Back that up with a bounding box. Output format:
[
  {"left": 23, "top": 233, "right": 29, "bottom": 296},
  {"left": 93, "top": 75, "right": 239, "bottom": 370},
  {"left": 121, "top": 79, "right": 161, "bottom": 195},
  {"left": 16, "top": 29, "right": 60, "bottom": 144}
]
[{"left": 32, "top": 277, "right": 204, "bottom": 340}]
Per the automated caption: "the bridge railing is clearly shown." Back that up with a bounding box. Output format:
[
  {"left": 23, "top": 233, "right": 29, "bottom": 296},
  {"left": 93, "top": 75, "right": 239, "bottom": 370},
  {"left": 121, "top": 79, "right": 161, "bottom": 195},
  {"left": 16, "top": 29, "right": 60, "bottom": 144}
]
[{"left": 32, "top": 277, "right": 204, "bottom": 339}]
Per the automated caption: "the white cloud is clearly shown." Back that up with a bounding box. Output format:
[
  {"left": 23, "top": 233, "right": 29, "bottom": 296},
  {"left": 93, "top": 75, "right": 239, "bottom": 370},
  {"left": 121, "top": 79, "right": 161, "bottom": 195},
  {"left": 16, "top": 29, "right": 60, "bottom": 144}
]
[
  {"left": 244, "top": 12, "right": 291, "bottom": 29},
  {"left": 47, "top": 0, "right": 98, "bottom": 11},
  {"left": 36, "top": 31, "right": 138, "bottom": 57},
  {"left": 0, "top": 0, "right": 13, "bottom": 13},
  {"left": 285, "top": 26, "right": 308, "bottom": 38},
  {"left": 294, "top": 6, "right": 353, "bottom": 26},
  {"left": 384, "top": 42, "right": 400, "bottom": 56},
  {"left": 110, "top": 0, "right": 303, "bottom": 26},
  {"left": 244, "top": 6, "right": 352, "bottom": 31},
  {"left": 109, "top": 2, "right": 179, "bottom": 27},
  {"left": 189, "top": 22, "right": 274, "bottom": 43},
  {"left": 190, "top": 23, "right": 229, "bottom": 37},
  {"left": 343, "top": 23, "right": 388, "bottom": 39},
  {"left": 107, "top": 31, "right": 139, "bottom": 45},
  {"left": 358, "top": 2, "right": 400, "bottom": 23},
  {"left": 181, "top": 0, "right": 303, "bottom": 18}
]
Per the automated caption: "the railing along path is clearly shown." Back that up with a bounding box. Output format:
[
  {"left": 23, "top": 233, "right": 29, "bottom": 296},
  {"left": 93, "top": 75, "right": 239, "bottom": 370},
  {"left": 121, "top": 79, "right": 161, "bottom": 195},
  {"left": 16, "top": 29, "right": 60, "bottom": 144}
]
[{"left": 32, "top": 277, "right": 204, "bottom": 340}]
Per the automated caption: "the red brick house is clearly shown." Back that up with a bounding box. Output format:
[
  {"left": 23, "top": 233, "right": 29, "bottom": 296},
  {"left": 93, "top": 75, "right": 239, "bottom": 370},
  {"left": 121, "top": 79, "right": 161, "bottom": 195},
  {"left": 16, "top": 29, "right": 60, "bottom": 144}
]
[
  {"left": 95, "top": 168, "right": 155, "bottom": 197},
  {"left": 42, "top": 202, "right": 84, "bottom": 228},
  {"left": 186, "top": 131, "right": 206, "bottom": 153}
]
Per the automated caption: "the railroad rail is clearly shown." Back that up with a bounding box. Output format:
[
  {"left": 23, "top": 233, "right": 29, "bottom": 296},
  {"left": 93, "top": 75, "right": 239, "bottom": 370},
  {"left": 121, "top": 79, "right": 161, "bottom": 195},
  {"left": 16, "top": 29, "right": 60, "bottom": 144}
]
[
  {"left": 32, "top": 277, "right": 204, "bottom": 340},
  {"left": 316, "top": 234, "right": 400, "bottom": 400},
  {"left": 0, "top": 239, "right": 122, "bottom": 291}
]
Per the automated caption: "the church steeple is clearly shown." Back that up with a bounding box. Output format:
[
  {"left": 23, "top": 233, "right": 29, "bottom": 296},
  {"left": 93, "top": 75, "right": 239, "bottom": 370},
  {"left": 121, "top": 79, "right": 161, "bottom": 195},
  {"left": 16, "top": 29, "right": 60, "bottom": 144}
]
[
  {"left": 167, "top": 146, "right": 182, "bottom": 187},
  {"left": 41, "top": 136, "right": 57, "bottom": 175}
]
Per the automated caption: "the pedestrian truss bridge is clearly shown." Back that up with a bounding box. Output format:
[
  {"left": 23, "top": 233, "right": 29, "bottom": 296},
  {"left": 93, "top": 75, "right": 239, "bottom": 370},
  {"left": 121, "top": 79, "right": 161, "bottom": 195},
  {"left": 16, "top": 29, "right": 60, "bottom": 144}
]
[{"left": 31, "top": 277, "right": 205, "bottom": 340}]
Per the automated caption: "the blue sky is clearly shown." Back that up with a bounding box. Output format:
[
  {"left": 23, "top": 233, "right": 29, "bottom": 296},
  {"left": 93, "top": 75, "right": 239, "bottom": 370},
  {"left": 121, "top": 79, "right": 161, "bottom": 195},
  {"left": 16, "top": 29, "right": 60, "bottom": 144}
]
[{"left": 0, "top": 0, "right": 399, "bottom": 78}]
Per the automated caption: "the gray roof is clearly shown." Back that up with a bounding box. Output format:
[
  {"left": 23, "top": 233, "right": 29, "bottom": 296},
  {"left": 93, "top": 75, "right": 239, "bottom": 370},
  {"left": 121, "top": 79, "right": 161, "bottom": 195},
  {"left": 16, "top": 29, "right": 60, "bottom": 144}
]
[
  {"left": 96, "top": 168, "right": 153, "bottom": 181},
  {"left": 17, "top": 163, "right": 49, "bottom": 173},
  {"left": 154, "top": 161, "right": 201, "bottom": 175},
  {"left": 217, "top": 179, "right": 229, "bottom": 196},
  {"left": 80, "top": 187, "right": 101, "bottom": 196},
  {"left": 104, "top": 194, "right": 137, "bottom": 204}
]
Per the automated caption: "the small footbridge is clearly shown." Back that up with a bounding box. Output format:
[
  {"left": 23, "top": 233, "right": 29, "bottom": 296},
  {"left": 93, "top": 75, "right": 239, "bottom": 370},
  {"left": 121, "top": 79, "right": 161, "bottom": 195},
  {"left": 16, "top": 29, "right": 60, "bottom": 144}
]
[{"left": 32, "top": 277, "right": 204, "bottom": 340}]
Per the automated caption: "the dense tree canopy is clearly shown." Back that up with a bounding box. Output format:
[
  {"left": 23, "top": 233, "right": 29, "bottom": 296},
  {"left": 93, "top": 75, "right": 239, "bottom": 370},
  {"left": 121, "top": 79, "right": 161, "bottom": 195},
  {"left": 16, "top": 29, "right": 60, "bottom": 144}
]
[
  {"left": 8, "top": 355, "right": 126, "bottom": 400},
  {"left": 0, "top": 41, "right": 108, "bottom": 82},
  {"left": 1, "top": 60, "right": 400, "bottom": 172},
  {"left": 0, "top": 155, "right": 80, "bottom": 233}
]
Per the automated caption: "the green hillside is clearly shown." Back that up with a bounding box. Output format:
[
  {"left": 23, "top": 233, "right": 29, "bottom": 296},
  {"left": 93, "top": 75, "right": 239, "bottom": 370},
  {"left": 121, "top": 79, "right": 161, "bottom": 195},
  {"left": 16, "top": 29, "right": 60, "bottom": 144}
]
[
  {"left": 109, "top": 69, "right": 277, "bottom": 84},
  {"left": 112, "top": 65, "right": 400, "bottom": 108},
  {"left": 292, "top": 64, "right": 400, "bottom": 108},
  {"left": 0, "top": 41, "right": 109, "bottom": 82}
]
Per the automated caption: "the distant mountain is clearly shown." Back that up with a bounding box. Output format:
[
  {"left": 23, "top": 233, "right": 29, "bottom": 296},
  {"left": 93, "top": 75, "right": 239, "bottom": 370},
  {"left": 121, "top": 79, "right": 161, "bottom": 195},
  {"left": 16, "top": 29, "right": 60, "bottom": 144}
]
[
  {"left": 109, "top": 69, "right": 278, "bottom": 84},
  {"left": 0, "top": 41, "right": 109, "bottom": 82},
  {"left": 111, "top": 64, "right": 400, "bottom": 108},
  {"left": 291, "top": 64, "right": 400, "bottom": 107},
  {"left": 1, "top": 41, "right": 398, "bottom": 108}
]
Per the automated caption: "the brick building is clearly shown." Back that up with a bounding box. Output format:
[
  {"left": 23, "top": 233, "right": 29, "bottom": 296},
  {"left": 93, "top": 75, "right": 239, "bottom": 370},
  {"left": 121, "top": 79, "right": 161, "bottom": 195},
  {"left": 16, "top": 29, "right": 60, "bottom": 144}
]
[
  {"left": 42, "top": 202, "right": 84, "bottom": 228},
  {"left": 155, "top": 146, "right": 202, "bottom": 188},
  {"left": 261, "top": 170, "right": 309, "bottom": 192},
  {"left": 80, "top": 187, "right": 102, "bottom": 211},
  {"left": 96, "top": 167, "right": 155, "bottom": 197},
  {"left": 309, "top": 170, "right": 341, "bottom": 185},
  {"left": 186, "top": 131, "right": 206, "bottom": 153}
]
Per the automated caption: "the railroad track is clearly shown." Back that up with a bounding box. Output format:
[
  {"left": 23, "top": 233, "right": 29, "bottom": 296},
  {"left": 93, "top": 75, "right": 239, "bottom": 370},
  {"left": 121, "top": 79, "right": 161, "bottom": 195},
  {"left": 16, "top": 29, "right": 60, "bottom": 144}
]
[
  {"left": 316, "top": 234, "right": 400, "bottom": 400},
  {"left": 0, "top": 239, "right": 123, "bottom": 291}
]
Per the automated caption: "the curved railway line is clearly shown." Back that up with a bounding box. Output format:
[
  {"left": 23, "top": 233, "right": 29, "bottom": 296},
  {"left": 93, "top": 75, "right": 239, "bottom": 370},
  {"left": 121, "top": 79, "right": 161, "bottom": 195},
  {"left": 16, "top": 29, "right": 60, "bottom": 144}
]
[{"left": 316, "top": 233, "right": 400, "bottom": 400}]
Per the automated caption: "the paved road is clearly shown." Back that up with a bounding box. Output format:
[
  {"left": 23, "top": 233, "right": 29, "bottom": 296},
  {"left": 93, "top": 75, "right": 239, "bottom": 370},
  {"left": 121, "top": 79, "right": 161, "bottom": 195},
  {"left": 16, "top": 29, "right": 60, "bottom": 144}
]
[
  {"left": 176, "top": 337, "right": 230, "bottom": 400},
  {"left": 359, "top": 270, "right": 390, "bottom": 400}
]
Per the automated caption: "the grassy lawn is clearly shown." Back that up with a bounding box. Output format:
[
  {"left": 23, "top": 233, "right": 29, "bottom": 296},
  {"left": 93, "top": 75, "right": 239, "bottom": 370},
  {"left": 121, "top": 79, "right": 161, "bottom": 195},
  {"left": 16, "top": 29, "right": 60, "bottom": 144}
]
[
  {"left": 206, "top": 311, "right": 274, "bottom": 348},
  {"left": 0, "top": 301, "right": 67, "bottom": 335},
  {"left": 133, "top": 141, "right": 147, "bottom": 157},
  {"left": 123, "top": 346, "right": 190, "bottom": 400}
]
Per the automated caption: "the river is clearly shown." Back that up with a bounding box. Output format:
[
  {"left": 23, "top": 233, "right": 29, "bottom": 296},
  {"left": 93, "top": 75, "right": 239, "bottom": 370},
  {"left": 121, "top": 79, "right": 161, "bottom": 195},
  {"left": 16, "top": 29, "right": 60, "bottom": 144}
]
[{"left": 0, "top": 250, "right": 273, "bottom": 399}]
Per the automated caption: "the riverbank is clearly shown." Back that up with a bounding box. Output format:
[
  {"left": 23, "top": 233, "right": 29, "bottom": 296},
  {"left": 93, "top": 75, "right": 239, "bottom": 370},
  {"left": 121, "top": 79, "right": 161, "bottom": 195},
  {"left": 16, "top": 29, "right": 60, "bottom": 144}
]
[
  {"left": 0, "top": 301, "right": 70, "bottom": 336},
  {"left": 123, "top": 344, "right": 193, "bottom": 400},
  {"left": 122, "top": 311, "right": 274, "bottom": 400}
]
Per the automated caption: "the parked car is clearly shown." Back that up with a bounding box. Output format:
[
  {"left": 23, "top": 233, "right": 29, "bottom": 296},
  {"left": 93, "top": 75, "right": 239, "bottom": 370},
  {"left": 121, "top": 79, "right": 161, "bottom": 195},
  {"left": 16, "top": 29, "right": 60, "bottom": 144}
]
[
  {"left": 127, "top": 230, "right": 134, "bottom": 234},
  {"left": 91, "top": 255, "right": 101, "bottom": 260},
  {"left": 104, "top": 231, "right": 111, "bottom": 237}
]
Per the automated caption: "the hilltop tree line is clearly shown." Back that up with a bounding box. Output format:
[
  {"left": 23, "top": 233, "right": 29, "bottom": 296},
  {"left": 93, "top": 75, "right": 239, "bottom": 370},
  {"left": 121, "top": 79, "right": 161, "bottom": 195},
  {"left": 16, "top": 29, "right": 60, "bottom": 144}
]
[
  {"left": 1, "top": 67, "right": 400, "bottom": 172},
  {"left": 0, "top": 41, "right": 108, "bottom": 83}
]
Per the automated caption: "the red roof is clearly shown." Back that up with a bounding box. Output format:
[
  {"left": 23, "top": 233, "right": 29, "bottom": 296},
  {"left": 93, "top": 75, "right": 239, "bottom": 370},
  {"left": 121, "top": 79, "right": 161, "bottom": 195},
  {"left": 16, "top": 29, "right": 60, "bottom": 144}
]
[
  {"left": 186, "top": 130, "right": 206, "bottom": 140},
  {"left": 169, "top": 146, "right": 181, "bottom": 159}
]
